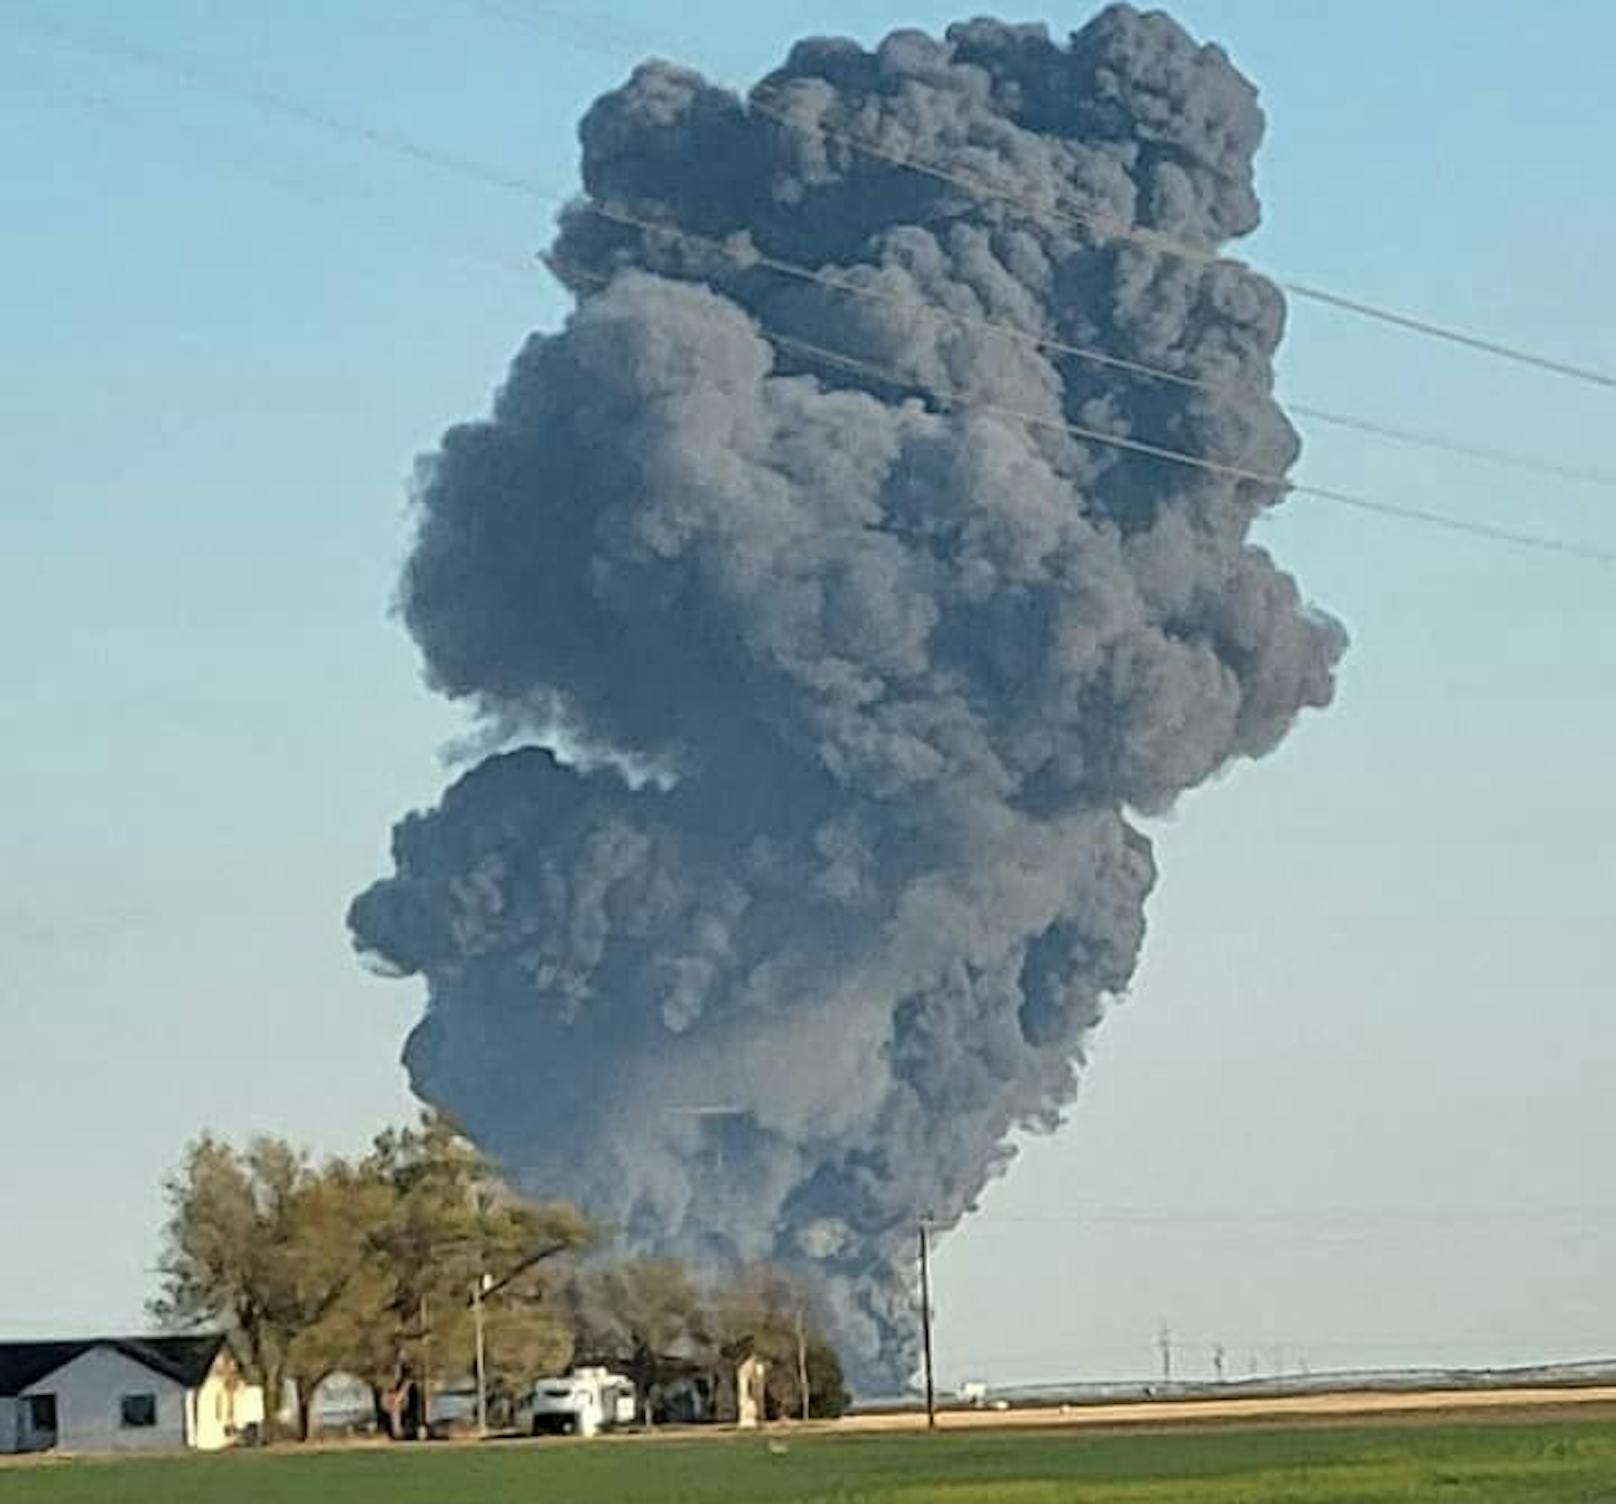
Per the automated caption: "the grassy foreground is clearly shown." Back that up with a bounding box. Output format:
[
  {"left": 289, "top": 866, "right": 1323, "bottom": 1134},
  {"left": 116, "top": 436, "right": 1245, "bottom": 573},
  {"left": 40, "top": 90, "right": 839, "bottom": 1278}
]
[{"left": 2, "top": 1417, "right": 1614, "bottom": 1503}]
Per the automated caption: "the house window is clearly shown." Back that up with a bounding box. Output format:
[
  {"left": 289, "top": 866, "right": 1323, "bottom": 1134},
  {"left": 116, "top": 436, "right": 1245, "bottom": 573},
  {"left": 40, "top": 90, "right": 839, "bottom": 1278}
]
[
  {"left": 120, "top": 1393, "right": 158, "bottom": 1428},
  {"left": 25, "top": 1394, "right": 58, "bottom": 1434}
]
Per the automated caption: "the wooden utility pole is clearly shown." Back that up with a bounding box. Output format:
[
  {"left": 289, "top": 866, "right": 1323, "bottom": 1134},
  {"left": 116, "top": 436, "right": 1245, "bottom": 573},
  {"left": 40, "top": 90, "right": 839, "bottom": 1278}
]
[
  {"left": 919, "top": 1219, "right": 937, "bottom": 1430},
  {"left": 473, "top": 1275, "right": 490, "bottom": 1437},
  {"left": 795, "top": 1307, "right": 811, "bottom": 1422},
  {"left": 420, "top": 1294, "right": 433, "bottom": 1440}
]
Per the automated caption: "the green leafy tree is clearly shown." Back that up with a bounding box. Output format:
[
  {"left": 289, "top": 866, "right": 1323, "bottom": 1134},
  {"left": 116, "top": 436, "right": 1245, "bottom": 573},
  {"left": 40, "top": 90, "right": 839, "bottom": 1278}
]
[
  {"left": 152, "top": 1118, "right": 588, "bottom": 1441},
  {"left": 358, "top": 1112, "right": 589, "bottom": 1436},
  {"left": 478, "top": 1285, "right": 576, "bottom": 1426},
  {"left": 151, "top": 1136, "right": 376, "bottom": 1440},
  {"left": 280, "top": 1160, "right": 396, "bottom": 1439}
]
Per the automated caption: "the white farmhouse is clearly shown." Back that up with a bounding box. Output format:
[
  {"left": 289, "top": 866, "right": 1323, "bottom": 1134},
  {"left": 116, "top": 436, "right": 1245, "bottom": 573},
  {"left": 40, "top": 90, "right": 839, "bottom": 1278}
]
[{"left": 0, "top": 1334, "right": 262, "bottom": 1455}]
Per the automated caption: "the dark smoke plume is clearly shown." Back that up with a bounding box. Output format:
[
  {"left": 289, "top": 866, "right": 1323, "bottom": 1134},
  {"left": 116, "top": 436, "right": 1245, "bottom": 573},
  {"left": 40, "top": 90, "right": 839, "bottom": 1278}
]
[{"left": 350, "top": 3, "right": 1344, "bottom": 1388}]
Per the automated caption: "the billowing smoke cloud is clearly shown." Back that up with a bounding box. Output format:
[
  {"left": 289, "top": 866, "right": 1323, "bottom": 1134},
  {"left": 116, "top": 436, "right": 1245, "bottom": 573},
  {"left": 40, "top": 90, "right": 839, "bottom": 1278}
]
[{"left": 350, "top": 3, "right": 1344, "bottom": 1388}]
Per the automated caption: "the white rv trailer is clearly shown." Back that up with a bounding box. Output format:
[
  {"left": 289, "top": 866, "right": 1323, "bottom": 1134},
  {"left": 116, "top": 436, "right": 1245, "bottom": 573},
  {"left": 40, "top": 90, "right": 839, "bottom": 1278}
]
[{"left": 529, "top": 1367, "right": 637, "bottom": 1437}]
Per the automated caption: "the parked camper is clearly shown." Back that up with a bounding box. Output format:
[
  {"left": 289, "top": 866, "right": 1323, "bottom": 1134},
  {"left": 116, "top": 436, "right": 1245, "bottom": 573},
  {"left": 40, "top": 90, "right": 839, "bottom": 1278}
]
[{"left": 529, "top": 1368, "right": 636, "bottom": 1437}]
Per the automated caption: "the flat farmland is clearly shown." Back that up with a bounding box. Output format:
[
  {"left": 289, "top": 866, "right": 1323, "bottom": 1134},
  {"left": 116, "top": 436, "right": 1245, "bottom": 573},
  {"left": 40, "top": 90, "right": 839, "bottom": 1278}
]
[{"left": 3, "top": 1409, "right": 1615, "bottom": 1504}]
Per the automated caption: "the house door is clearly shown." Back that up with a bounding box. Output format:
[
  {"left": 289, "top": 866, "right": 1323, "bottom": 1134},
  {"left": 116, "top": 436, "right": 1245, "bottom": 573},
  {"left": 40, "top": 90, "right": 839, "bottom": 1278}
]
[{"left": 23, "top": 1393, "right": 59, "bottom": 1452}]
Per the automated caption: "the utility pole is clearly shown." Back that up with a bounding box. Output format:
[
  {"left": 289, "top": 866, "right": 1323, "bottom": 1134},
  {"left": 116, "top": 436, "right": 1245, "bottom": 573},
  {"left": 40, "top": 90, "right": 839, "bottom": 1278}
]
[
  {"left": 473, "top": 1273, "right": 492, "bottom": 1437},
  {"left": 1156, "top": 1322, "right": 1172, "bottom": 1384},
  {"left": 918, "top": 1218, "right": 937, "bottom": 1430},
  {"left": 420, "top": 1294, "right": 433, "bottom": 1441},
  {"left": 795, "top": 1307, "right": 811, "bottom": 1423}
]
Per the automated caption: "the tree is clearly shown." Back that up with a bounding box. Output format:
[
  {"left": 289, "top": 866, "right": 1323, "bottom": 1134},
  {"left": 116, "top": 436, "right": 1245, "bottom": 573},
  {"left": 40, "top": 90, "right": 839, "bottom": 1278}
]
[
  {"left": 561, "top": 1259, "right": 851, "bottom": 1425},
  {"left": 280, "top": 1160, "right": 395, "bottom": 1440},
  {"left": 711, "top": 1266, "right": 848, "bottom": 1420},
  {"left": 151, "top": 1116, "right": 589, "bottom": 1442},
  {"left": 478, "top": 1286, "right": 575, "bottom": 1427},
  {"left": 357, "top": 1112, "right": 590, "bottom": 1437},
  {"left": 566, "top": 1258, "right": 712, "bottom": 1420},
  {"left": 800, "top": 1339, "right": 850, "bottom": 1420},
  {"left": 151, "top": 1136, "right": 378, "bottom": 1440}
]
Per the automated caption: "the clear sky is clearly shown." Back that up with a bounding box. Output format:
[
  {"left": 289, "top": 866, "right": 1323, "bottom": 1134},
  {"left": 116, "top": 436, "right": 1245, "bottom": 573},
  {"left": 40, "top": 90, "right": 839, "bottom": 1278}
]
[{"left": 2, "top": 0, "right": 1612, "bottom": 1387}]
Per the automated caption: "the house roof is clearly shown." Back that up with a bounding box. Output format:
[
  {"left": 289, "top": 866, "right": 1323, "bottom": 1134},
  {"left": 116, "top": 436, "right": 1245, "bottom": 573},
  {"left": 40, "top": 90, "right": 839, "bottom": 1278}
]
[{"left": 0, "top": 1335, "right": 228, "bottom": 1397}]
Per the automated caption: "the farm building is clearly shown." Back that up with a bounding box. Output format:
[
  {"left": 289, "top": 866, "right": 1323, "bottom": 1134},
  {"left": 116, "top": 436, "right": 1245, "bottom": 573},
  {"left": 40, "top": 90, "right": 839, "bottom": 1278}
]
[{"left": 0, "top": 1333, "right": 261, "bottom": 1454}]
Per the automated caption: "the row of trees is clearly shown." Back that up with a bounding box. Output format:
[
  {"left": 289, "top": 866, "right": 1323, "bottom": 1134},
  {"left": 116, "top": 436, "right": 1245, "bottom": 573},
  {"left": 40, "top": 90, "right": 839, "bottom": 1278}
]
[{"left": 151, "top": 1113, "right": 846, "bottom": 1439}]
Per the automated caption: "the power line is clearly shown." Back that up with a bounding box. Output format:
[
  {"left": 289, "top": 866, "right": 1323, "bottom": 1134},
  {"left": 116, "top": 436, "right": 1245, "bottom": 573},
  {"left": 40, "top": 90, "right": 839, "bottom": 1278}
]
[
  {"left": 10, "top": 14, "right": 1616, "bottom": 564},
  {"left": 1281, "top": 282, "right": 1616, "bottom": 391},
  {"left": 5, "top": 3, "right": 553, "bottom": 201},
  {"left": 471, "top": 0, "right": 1616, "bottom": 392},
  {"left": 926, "top": 1353, "right": 1616, "bottom": 1377},
  {"left": 943, "top": 1206, "right": 1616, "bottom": 1228},
  {"left": 761, "top": 331, "right": 1616, "bottom": 565},
  {"left": 1282, "top": 403, "right": 1616, "bottom": 491},
  {"left": 560, "top": 240, "right": 1616, "bottom": 561},
  {"left": 581, "top": 198, "right": 1616, "bottom": 493},
  {"left": 3, "top": 63, "right": 550, "bottom": 290},
  {"left": 12, "top": 5, "right": 1613, "bottom": 496},
  {"left": 943, "top": 1340, "right": 1616, "bottom": 1365}
]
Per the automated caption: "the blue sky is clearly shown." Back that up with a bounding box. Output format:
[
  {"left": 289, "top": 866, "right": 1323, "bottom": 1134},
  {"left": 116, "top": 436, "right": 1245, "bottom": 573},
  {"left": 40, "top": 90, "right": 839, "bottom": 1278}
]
[{"left": 1, "top": 0, "right": 1612, "bottom": 1384}]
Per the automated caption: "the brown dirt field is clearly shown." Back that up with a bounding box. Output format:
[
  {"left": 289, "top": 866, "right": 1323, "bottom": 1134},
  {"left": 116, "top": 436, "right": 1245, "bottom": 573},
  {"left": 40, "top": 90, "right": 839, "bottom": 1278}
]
[{"left": 839, "top": 1384, "right": 1616, "bottom": 1435}]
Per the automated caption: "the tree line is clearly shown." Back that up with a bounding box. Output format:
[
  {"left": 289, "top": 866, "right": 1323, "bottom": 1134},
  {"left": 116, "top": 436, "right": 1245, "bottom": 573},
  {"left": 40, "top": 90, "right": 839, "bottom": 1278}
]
[{"left": 151, "top": 1112, "right": 847, "bottom": 1440}]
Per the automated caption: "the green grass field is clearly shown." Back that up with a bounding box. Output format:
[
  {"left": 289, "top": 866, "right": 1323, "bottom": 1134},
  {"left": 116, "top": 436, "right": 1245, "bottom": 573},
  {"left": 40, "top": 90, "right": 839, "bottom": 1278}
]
[{"left": 3, "top": 1417, "right": 1614, "bottom": 1503}]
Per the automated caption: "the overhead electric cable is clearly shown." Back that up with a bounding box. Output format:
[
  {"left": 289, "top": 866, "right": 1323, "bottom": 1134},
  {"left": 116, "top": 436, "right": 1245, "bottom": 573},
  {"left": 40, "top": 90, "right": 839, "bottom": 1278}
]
[
  {"left": 469, "top": 0, "right": 1616, "bottom": 391},
  {"left": 9, "top": 11, "right": 1615, "bottom": 564},
  {"left": 11, "top": 4, "right": 1613, "bottom": 489}
]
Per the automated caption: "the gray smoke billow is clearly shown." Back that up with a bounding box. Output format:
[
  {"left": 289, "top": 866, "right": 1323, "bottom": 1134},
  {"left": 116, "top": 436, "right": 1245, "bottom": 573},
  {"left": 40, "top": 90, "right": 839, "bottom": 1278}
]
[{"left": 350, "top": 3, "right": 1345, "bottom": 1388}]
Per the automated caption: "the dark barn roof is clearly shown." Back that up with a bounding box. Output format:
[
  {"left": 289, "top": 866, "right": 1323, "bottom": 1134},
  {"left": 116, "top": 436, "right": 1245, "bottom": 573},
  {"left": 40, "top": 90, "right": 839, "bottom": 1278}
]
[{"left": 0, "top": 1335, "right": 227, "bottom": 1397}]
